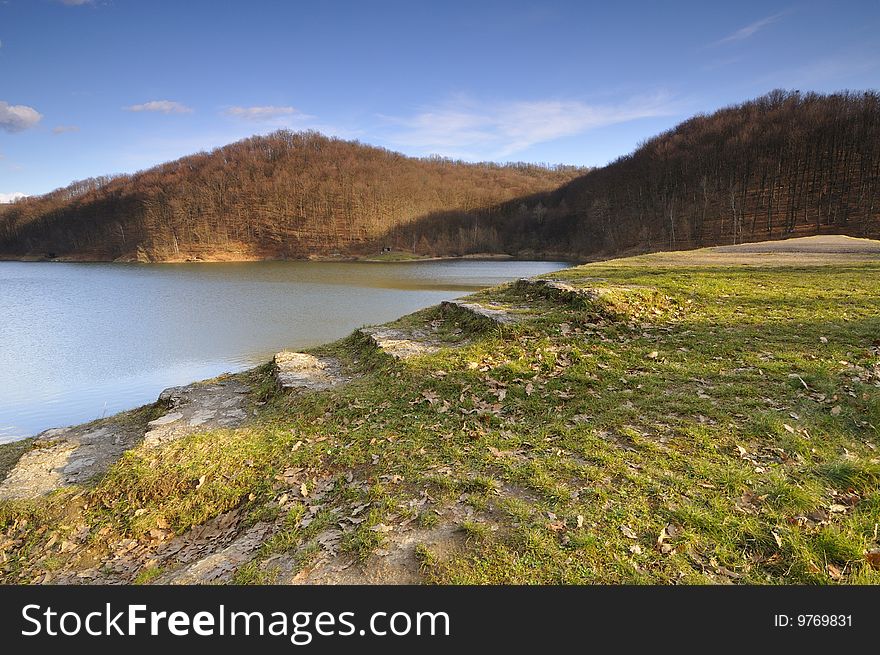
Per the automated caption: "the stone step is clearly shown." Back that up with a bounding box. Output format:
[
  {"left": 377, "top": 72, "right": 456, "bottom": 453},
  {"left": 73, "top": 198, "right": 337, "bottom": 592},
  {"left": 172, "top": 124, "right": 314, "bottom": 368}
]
[
  {"left": 440, "top": 298, "right": 520, "bottom": 325},
  {"left": 358, "top": 326, "right": 441, "bottom": 360},
  {"left": 273, "top": 352, "right": 348, "bottom": 391}
]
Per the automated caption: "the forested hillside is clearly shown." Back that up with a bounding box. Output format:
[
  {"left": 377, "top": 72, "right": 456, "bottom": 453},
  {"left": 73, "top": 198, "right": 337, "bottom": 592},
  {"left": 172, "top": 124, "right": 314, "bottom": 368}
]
[
  {"left": 1, "top": 90, "right": 878, "bottom": 262},
  {"left": 391, "top": 90, "right": 880, "bottom": 258},
  {"left": 0, "top": 133, "right": 580, "bottom": 261}
]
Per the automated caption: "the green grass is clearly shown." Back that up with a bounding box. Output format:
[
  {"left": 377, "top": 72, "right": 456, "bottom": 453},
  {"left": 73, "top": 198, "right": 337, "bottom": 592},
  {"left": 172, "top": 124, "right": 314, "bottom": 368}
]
[{"left": 2, "top": 258, "right": 879, "bottom": 585}]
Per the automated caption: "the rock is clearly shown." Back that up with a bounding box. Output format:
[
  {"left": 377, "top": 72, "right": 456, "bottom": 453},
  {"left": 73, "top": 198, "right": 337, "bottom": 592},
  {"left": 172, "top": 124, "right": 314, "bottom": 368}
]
[
  {"left": 358, "top": 326, "right": 441, "bottom": 360},
  {"left": 0, "top": 424, "right": 139, "bottom": 499},
  {"left": 440, "top": 299, "right": 520, "bottom": 325},
  {"left": 143, "top": 379, "right": 252, "bottom": 447},
  {"left": 273, "top": 352, "right": 348, "bottom": 391},
  {"left": 155, "top": 523, "right": 273, "bottom": 585},
  {"left": 514, "top": 277, "right": 611, "bottom": 303},
  {"left": 147, "top": 412, "right": 184, "bottom": 427}
]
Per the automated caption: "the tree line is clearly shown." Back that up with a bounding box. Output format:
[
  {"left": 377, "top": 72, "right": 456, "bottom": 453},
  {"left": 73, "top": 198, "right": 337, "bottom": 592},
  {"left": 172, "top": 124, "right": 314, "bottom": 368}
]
[{"left": 1, "top": 90, "right": 878, "bottom": 261}]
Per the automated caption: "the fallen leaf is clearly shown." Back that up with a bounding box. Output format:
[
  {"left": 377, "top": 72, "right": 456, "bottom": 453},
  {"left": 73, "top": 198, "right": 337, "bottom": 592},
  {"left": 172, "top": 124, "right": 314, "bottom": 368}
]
[
  {"left": 647, "top": 351, "right": 659, "bottom": 359},
  {"left": 620, "top": 525, "right": 637, "bottom": 539},
  {"left": 300, "top": 482, "right": 309, "bottom": 497},
  {"left": 826, "top": 563, "right": 843, "bottom": 581},
  {"left": 830, "top": 405, "right": 842, "bottom": 416},
  {"left": 772, "top": 530, "right": 783, "bottom": 549}
]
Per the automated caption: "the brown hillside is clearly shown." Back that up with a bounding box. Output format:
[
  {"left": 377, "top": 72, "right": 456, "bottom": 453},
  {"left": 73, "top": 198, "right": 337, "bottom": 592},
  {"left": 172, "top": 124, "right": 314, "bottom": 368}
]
[
  {"left": 0, "top": 132, "right": 580, "bottom": 262},
  {"left": 391, "top": 90, "right": 880, "bottom": 258}
]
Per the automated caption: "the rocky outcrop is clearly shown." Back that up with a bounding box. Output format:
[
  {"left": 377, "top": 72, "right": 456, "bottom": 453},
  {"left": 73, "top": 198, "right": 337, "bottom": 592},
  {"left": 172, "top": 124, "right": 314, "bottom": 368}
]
[
  {"left": 0, "top": 377, "right": 254, "bottom": 499},
  {"left": 358, "top": 326, "right": 444, "bottom": 360},
  {"left": 273, "top": 352, "right": 349, "bottom": 391},
  {"left": 440, "top": 298, "right": 522, "bottom": 325},
  {"left": 143, "top": 379, "right": 252, "bottom": 447},
  {"left": 0, "top": 423, "right": 143, "bottom": 500}
]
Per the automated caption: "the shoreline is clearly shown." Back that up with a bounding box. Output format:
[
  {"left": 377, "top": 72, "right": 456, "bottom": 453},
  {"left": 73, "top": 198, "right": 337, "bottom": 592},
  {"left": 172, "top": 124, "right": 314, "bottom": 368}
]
[{"left": 0, "top": 251, "right": 584, "bottom": 265}]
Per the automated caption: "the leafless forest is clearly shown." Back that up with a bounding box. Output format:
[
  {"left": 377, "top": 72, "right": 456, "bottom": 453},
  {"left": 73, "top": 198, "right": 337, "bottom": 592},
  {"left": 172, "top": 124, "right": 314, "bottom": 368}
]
[{"left": 1, "top": 90, "right": 877, "bottom": 261}]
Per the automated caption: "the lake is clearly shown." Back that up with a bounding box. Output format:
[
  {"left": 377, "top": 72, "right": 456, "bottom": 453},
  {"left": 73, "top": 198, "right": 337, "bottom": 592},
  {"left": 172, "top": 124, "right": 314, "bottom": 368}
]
[{"left": 0, "top": 259, "right": 569, "bottom": 442}]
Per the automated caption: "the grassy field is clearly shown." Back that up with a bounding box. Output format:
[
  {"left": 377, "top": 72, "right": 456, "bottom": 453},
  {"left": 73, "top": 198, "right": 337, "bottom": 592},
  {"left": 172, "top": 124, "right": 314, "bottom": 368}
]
[{"left": 2, "top": 247, "right": 879, "bottom": 584}]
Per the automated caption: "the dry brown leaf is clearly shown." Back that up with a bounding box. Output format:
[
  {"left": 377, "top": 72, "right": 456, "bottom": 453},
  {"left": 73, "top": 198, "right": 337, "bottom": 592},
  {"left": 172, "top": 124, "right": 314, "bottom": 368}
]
[{"left": 826, "top": 563, "right": 843, "bottom": 581}]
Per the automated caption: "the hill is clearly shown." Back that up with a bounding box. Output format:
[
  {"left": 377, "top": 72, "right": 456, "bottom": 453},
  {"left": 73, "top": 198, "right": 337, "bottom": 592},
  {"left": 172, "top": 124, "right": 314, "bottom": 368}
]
[
  {"left": 1, "top": 90, "right": 878, "bottom": 262},
  {"left": 0, "top": 133, "right": 580, "bottom": 262},
  {"left": 392, "top": 90, "right": 880, "bottom": 258}
]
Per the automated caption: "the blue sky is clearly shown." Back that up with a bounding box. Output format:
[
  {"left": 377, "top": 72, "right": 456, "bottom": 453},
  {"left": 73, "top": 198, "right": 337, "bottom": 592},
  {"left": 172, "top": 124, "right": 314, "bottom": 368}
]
[{"left": 1, "top": 0, "right": 879, "bottom": 199}]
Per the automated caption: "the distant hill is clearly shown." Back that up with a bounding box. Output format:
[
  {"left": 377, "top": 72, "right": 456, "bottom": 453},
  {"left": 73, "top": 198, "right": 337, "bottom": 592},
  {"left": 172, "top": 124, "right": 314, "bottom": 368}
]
[
  {"left": 393, "top": 90, "right": 880, "bottom": 259},
  {"left": 0, "top": 132, "right": 581, "bottom": 261},
  {"left": 1, "top": 90, "right": 878, "bottom": 262}
]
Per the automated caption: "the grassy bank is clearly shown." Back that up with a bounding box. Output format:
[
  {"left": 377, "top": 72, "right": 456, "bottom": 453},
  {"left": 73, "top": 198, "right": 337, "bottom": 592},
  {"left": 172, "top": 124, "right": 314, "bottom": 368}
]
[{"left": 1, "top": 251, "right": 879, "bottom": 584}]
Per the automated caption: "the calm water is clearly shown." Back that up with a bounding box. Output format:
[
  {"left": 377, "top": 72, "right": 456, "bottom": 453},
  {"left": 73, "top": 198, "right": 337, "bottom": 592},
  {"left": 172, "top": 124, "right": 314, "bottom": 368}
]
[{"left": 0, "top": 260, "right": 568, "bottom": 442}]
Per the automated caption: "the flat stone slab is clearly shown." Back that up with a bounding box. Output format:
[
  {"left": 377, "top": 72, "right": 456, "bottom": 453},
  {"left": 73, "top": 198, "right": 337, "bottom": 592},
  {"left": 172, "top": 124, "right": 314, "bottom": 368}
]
[
  {"left": 0, "top": 377, "right": 255, "bottom": 499},
  {"left": 359, "top": 326, "right": 442, "bottom": 360},
  {"left": 0, "top": 424, "right": 142, "bottom": 500},
  {"left": 143, "top": 379, "right": 253, "bottom": 447},
  {"left": 273, "top": 352, "right": 348, "bottom": 391},
  {"left": 440, "top": 299, "right": 520, "bottom": 325}
]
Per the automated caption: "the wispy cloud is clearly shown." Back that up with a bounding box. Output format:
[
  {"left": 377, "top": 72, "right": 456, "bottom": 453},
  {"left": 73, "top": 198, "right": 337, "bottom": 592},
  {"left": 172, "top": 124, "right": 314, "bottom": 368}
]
[
  {"left": 0, "top": 192, "right": 26, "bottom": 203},
  {"left": 59, "top": 0, "right": 94, "bottom": 5},
  {"left": 380, "top": 93, "right": 678, "bottom": 159},
  {"left": 0, "top": 101, "right": 43, "bottom": 133},
  {"left": 125, "top": 100, "right": 193, "bottom": 115},
  {"left": 52, "top": 124, "right": 80, "bottom": 135},
  {"left": 713, "top": 12, "right": 788, "bottom": 46},
  {"left": 223, "top": 105, "right": 313, "bottom": 124},
  {"left": 752, "top": 48, "right": 880, "bottom": 89}
]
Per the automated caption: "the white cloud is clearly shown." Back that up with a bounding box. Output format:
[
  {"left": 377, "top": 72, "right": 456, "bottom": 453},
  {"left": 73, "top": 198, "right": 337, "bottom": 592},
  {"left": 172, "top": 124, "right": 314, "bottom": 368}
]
[
  {"left": 59, "top": 0, "right": 94, "bottom": 5},
  {"left": 223, "top": 105, "right": 312, "bottom": 123},
  {"left": 0, "top": 101, "right": 43, "bottom": 133},
  {"left": 713, "top": 12, "right": 787, "bottom": 46},
  {"left": 0, "top": 192, "right": 26, "bottom": 203},
  {"left": 125, "top": 100, "right": 193, "bottom": 115},
  {"left": 52, "top": 124, "right": 80, "bottom": 134},
  {"left": 381, "top": 93, "right": 678, "bottom": 159}
]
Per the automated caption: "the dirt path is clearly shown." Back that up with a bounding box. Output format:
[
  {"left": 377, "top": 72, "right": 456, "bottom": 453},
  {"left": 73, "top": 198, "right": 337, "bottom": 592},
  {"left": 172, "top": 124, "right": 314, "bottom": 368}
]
[{"left": 613, "top": 234, "right": 880, "bottom": 267}]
